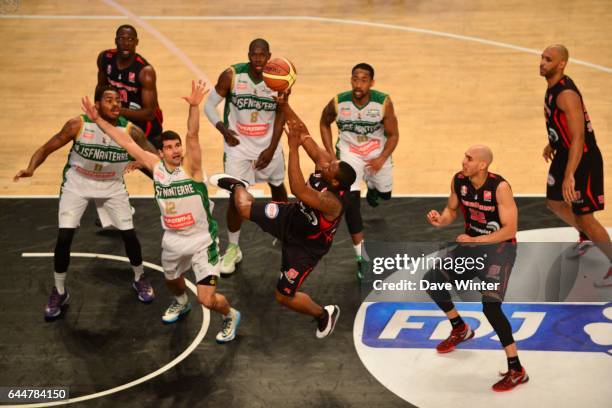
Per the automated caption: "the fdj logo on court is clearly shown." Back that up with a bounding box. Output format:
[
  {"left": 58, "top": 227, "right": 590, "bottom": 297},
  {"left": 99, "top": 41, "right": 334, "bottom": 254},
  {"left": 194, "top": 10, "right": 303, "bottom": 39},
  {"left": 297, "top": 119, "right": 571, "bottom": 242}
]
[{"left": 362, "top": 302, "right": 612, "bottom": 354}]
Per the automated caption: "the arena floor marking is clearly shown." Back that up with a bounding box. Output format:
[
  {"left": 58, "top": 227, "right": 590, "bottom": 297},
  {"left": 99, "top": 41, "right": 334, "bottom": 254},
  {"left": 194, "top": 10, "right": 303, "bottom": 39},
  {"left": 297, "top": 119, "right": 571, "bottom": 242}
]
[
  {"left": 14, "top": 252, "right": 210, "bottom": 408},
  {"left": 1, "top": 14, "right": 611, "bottom": 73}
]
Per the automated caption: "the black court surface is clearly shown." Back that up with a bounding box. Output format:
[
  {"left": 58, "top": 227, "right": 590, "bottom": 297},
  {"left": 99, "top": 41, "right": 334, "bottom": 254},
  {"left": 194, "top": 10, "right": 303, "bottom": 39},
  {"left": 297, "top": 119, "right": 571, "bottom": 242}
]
[{"left": 2, "top": 197, "right": 604, "bottom": 408}]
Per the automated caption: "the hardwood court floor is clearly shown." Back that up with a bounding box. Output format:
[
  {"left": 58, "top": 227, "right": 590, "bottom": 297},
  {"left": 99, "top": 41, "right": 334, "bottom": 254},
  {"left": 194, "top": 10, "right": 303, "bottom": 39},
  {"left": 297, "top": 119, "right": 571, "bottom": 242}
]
[{"left": 0, "top": 0, "right": 610, "bottom": 223}]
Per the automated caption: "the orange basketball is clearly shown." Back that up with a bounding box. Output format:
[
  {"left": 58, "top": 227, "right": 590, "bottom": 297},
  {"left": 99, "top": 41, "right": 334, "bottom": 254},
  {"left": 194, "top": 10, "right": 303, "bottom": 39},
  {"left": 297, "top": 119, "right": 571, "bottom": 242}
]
[{"left": 263, "top": 57, "right": 297, "bottom": 92}]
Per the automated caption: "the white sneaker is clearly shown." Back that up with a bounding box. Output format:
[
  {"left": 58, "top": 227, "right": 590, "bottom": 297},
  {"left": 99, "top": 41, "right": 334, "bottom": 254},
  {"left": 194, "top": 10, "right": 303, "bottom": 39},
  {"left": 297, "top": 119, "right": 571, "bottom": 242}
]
[
  {"left": 216, "top": 308, "right": 241, "bottom": 343},
  {"left": 594, "top": 267, "right": 612, "bottom": 288},
  {"left": 221, "top": 244, "right": 243, "bottom": 274},
  {"left": 162, "top": 300, "right": 192, "bottom": 324},
  {"left": 316, "top": 305, "right": 340, "bottom": 339},
  {"left": 566, "top": 240, "right": 595, "bottom": 259}
]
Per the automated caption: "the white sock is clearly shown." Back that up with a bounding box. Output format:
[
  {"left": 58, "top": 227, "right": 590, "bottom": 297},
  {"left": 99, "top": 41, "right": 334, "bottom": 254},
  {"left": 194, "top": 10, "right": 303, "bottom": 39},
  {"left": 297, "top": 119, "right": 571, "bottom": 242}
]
[
  {"left": 176, "top": 293, "right": 188, "bottom": 305},
  {"left": 354, "top": 241, "right": 363, "bottom": 257},
  {"left": 54, "top": 272, "right": 66, "bottom": 295},
  {"left": 133, "top": 264, "right": 144, "bottom": 282},
  {"left": 228, "top": 229, "right": 241, "bottom": 246}
]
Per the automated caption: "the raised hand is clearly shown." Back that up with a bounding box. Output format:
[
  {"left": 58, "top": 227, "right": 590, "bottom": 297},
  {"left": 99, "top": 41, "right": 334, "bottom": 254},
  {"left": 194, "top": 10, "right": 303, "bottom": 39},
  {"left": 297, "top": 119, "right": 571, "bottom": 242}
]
[
  {"left": 183, "top": 79, "right": 209, "bottom": 106},
  {"left": 81, "top": 96, "right": 99, "bottom": 121}
]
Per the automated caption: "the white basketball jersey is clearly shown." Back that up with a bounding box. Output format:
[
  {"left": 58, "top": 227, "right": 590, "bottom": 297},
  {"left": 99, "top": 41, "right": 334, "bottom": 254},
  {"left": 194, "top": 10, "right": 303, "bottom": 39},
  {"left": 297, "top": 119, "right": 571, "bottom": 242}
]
[
  {"left": 223, "top": 62, "right": 281, "bottom": 160},
  {"left": 335, "top": 90, "right": 388, "bottom": 161},
  {"left": 66, "top": 115, "right": 132, "bottom": 181},
  {"left": 153, "top": 161, "right": 218, "bottom": 244}
]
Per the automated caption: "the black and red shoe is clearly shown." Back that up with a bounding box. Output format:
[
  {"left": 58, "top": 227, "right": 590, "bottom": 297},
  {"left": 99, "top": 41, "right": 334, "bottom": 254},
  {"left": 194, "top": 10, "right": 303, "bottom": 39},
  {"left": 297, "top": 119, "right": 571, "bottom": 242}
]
[
  {"left": 436, "top": 324, "right": 474, "bottom": 353},
  {"left": 492, "top": 367, "right": 529, "bottom": 392}
]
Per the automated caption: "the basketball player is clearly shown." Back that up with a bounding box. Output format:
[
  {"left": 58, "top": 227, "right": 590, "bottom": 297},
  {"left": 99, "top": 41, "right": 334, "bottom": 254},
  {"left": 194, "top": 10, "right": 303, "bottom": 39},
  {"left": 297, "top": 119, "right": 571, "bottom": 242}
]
[
  {"left": 424, "top": 146, "right": 528, "bottom": 392},
  {"left": 97, "top": 25, "right": 163, "bottom": 142},
  {"left": 81, "top": 80, "right": 240, "bottom": 343},
  {"left": 14, "top": 86, "right": 155, "bottom": 321},
  {"left": 210, "top": 98, "right": 356, "bottom": 338},
  {"left": 204, "top": 38, "right": 288, "bottom": 275},
  {"left": 540, "top": 44, "right": 611, "bottom": 287},
  {"left": 96, "top": 24, "right": 164, "bottom": 227},
  {"left": 320, "top": 63, "right": 399, "bottom": 280}
]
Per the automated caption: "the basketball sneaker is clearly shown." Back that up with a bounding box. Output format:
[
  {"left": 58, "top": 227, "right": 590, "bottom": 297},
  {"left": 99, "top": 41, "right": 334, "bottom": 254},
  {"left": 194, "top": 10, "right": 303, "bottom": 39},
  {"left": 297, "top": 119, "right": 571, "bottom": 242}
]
[
  {"left": 492, "top": 367, "right": 529, "bottom": 392},
  {"left": 436, "top": 323, "right": 474, "bottom": 353},
  {"left": 162, "top": 300, "right": 192, "bottom": 324},
  {"left": 221, "top": 243, "right": 243, "bottom": 274},
  {"left": 594, "top": 266, "right": 612, "bottom": 288},
  {"left": 366, "top": 188, "right": 380, "bottom": 207},
  {"left": 566, "top": 238, "right": 595, "bottom": 259},
  {"left": 133, "top": 275, "right": 155, "bottom": 303},
  {"left": 316, "top": 305, "right": 340, "bottom": 339},
  {"left": 356, "top": 255, "right": 365, "bottom": 282},
  {"left": 216, "top": 308, "right": 241, "bottom": 343},
  {"left": 209, "top": 173, "right": 250, "bottom": 192},
  {"left": 44, "top": 287, "right": 70, "bottom": 321}
]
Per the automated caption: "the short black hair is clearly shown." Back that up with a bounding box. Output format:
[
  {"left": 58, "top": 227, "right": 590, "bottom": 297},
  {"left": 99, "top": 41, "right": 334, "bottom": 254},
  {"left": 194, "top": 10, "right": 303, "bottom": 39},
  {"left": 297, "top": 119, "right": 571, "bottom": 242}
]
[
  {"left": 352, "top": 62, "right": 375, "bottom": 79},
  {"left": 249, "top": 38, "right": 270, "bottom": 53},
  {"left": 153, "top": 130, "right": 181, "bottom": 150},
  {"left": 94, "top": 85, "right": 119, "bottom": 102},
  {"left": 336, "top": 161, "right": 357, "bottom": 191},
  {"left": 116, "top": 24, "right": 138, "bottom": 37}
]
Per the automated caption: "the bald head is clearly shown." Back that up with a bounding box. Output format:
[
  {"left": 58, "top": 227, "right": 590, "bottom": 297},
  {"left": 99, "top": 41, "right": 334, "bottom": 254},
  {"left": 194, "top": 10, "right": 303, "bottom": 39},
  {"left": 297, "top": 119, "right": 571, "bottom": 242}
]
[
  {"left": 469, "top": 145, "right": 493, "bottom": 167},
  {"left": 546, "top": 44, "right": 569, "bottom": 62}
]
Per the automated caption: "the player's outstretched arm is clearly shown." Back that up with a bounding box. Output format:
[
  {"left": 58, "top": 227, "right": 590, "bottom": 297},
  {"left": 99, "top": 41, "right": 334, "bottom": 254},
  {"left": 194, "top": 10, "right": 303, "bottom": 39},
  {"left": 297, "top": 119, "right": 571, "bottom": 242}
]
[
  {"left": 283, "top": 102, "right": 333, "bottom": 166},
  {"left": 182, "top": 79, "right": 209, "bottom": 180},
  {"left": 286, "top": 122, "right": 342, "bottom": 220},
  {"left": 471, "top": 181, "right": 517, "bottom": 243},
  {"left": 426, "top": 178, "right": 459, "bottom": 227},
  {"left": 13, "top": 117, "right": 81, "bottom": 181},
  {"left": 81, "top": 96, "right": 158, "bottom": 172}
]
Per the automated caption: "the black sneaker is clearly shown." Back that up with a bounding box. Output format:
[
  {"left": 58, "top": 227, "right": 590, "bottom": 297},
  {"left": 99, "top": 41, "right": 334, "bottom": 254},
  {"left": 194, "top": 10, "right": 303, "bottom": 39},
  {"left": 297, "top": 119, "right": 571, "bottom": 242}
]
[
  {"left": 316, "top": 305, "right": 340, "bottom": 339},
  {"left": 209, "top": 173, "right": 250, "bottom": 192},
  {"left": 366, "top": 188, "right": 380, "bottom": 207}
]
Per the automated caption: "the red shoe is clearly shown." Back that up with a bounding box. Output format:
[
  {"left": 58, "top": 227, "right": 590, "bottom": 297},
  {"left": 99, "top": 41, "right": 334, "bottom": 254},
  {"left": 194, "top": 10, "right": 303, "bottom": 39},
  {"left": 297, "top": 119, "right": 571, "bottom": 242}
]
[
  {"left": 492, "top": 367, "right": 529, "bottom": 392},
  {"left": 436, "top": 324, "right": 474, "bottom": 353}
]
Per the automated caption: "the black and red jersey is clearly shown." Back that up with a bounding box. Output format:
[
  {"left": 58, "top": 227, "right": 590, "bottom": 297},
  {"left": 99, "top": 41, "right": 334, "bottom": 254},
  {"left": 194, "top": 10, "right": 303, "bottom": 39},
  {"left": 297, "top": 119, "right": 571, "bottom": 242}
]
[
  {"left": 544, "top": 75, "right": 597, "bottom": 154},
  {"left": 99, "top": 49, "right": 163, "bottom": 132},
  {"left": 287, "top": 172, "right": 347, "bottom": 256},
  {"left": 454, "top": 172, "right": 514, "bottom": 241}
]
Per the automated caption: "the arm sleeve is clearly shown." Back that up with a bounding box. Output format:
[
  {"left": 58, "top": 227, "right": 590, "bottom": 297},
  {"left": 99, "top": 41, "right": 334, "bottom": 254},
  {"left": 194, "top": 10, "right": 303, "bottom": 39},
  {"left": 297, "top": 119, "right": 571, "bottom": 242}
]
[{"left": 204, "top": 88, "right": 224, "bottom": 126}]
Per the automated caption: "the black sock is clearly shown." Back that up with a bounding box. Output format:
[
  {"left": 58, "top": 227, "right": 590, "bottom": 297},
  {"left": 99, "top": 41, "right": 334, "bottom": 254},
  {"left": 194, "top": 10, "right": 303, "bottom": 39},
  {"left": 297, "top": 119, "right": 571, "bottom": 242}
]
[
  {"left": 450, "top": 315, "right": 465, "bottom": 329},
  {"left": 317, "top": 309, "right": 329, "bottom": 330},
  {"left": 507, "top": 356, "right": 522, "bottom": 372},
  {"left": 579, "top": 231, "right": 589, "bottom": 241}
]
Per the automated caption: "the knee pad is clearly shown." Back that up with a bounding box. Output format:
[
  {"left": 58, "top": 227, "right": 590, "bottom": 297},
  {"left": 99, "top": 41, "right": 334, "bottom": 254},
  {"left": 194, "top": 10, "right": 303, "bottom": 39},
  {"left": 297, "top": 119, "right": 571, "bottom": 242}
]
[
  {"left": 345, "top": 190, "right": 363, "bottom": 235},
  {"left": 378, "top": 190, "right": 392, "bottom": 201}
]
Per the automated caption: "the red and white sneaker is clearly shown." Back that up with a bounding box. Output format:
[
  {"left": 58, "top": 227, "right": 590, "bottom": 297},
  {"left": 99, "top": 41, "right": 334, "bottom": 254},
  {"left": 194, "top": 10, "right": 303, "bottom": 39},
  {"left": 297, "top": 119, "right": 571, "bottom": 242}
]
[
  {"left": 436, "top": 324, "right": 474, "bottom": 353},
  {"left": 566, "top": 239, "right": 595, "bottom": 259},
  {"left": 594, "top": 266, "right": 612, "bottom": 288},
  {"left": 492, "top": 367, "right": 529, "bottom": 392}
]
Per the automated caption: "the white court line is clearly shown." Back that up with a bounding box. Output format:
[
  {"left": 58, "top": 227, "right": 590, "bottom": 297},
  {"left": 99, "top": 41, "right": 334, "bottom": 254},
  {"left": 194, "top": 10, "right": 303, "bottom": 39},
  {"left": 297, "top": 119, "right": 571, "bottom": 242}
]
[
  {"left": 14, "top": 252, "right": 210, "bottom": 408},
  {"left": 0, "top": 14, "right": 610, "bottom": 73}
]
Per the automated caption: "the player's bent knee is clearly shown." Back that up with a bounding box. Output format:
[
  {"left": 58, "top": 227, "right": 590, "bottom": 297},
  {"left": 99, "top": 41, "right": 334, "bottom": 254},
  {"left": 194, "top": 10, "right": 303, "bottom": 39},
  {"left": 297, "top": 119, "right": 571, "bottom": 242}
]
[{"left": 274, "top": 288, "right": 294, "bottom": 304}]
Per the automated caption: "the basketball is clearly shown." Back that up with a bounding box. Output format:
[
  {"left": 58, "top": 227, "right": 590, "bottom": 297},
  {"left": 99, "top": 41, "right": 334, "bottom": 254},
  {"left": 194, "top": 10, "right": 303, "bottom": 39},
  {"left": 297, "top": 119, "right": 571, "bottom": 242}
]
[{"left": 263, "top": 57, "right": 297, "bottom": 92}]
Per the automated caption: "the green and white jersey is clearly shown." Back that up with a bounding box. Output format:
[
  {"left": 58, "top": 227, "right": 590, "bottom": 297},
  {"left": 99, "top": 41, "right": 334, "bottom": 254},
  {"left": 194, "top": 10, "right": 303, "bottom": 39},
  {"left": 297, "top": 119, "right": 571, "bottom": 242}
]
[
  {"left": 335, "top": 90, "right": 388, "bottom": 161},
  {"left": 66, "top": 115, "right": 132, "bottom": 181},
  {"left": 223, "top": 62, "right": 280, "bottom": 160},
  {"left": 153, "top": 161, "right": 218, "bottom": 244}
]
